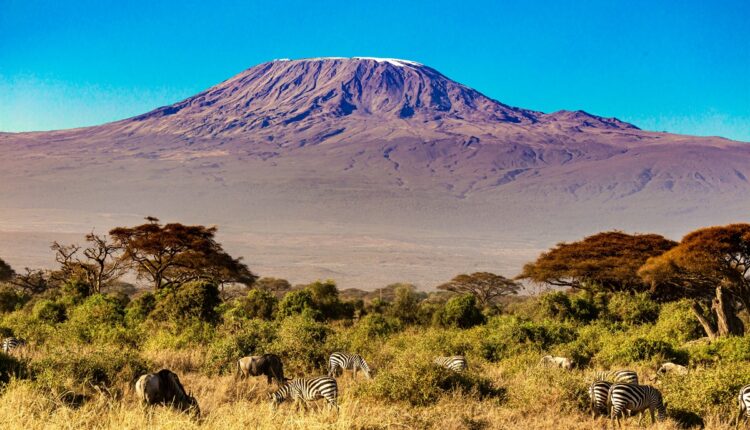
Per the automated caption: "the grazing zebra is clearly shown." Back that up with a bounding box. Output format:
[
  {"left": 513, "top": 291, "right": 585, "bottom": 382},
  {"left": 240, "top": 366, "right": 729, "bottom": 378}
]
[
  {"left": 735, "top": 384, "right": 750, "bottom": 427},
  {"left": 434, "top": 356, "right": 468, "bottom": 372},
  {"left": 1, "top": 337, "right": 25, "bottom": 354},
  {"left": 608, "top": 383, "right": 666, "bottom": 428},
  {"left": 592, "top": 369, "right": 639, "bottom": 384},
  {"left": 328, "top": 352, "right": 373, "bottom": 379},
  {"left": 589, "top": 380, "right": 612, "bottom": 418},
  {"left": 269, "top": 376, "right": 338, "bottom": 411}
]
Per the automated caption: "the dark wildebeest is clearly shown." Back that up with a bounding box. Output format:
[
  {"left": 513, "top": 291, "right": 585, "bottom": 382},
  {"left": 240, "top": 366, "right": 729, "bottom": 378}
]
[
  {"left": 236, "top": 354, "right": 286, "bottom": 385},
  {"left": 134, "top": 369, "right": 199, "bottom": 414}
]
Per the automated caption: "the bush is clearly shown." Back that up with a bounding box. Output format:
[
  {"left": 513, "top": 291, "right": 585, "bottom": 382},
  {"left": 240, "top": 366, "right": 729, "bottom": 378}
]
[
  {"left": 205, "top": 319, "right": 277, "bottom": 374},
  {"left": 152, "top": 281, "right": 221, "bottom": 323},
  {"left": 597, "top": 336, "right": 686, "bottom": 366},
  {"left": 606, "top": 292, "right": 659, "bottom": 325},
  {"left": 660, "top": 362, "right": 750, "bottom": 417},
  {"left": 33, "top": 300, "right": 67, "bottom": 324},
  {"left": 0, "top": 285, "right": 28, "bottom": 313},
  {"left": 477, "top": 316, "right": 576, "bottom": 361},
  {"left": 276, "top": 289, "right": 321, "bottom": 320},
  {"left": 228, "top": 289, "right": 278, "bottom": 320},
  {"left": 540, "top": 291, "right": 600, "bottom": 323},
  {"left": 652, "top": 300, "right": 704, "bottom": 344},
  {"left": 270, "top": 314, "right": 329, "bottom": 373},
  {"left": 436, "top": 294, "right": 485, "bottom": 329},
  {"left": 357, "top": 351, "right": 503, "bottom": 406},
  {"left": 388, "top": 284, "right": 421, "bottom": 324},
  {"left": 125, "top": 292, "right": 156, "bottom": 326}
]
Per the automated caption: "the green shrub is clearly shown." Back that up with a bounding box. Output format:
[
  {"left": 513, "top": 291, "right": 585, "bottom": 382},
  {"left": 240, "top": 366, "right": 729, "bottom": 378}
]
[
  {"left": 606, "top": 292, "right": 659, "bottom": 325},
  {"left": 357, "top": 351, "right": 503, "bottom": 406},
  {"left": 388, "top": 284, "right": 421, "bottom": 324},
  {"left": 652, "top": 300, "right": 704, "bottom": 344},
  {"left": 125, "top": 292, "right": 156, "bottom": 326},
  {"left": 33, "top": 299, "right": 67, "bottom": 324},
  {"left": 0, "top": 285, "right": 28, "bottom": 313},
  {"left": 270, "top": 314, "right": 329, "bottom": 373},
  {"left": 597, "top": 335, "right": 686, "bottom": 366},
  {"left": 276, "top": 289, "right": 321, "bottom": 320},
  {"left": 436, "top": 294, "right": 485, "bottom": 329},
  {"left": 152, "top": 281, "right": 221, "bottom": 323},
  {"left": 539, "top": 291, "right": 599, "bottom": 323},
  {"left": 661, "top": 362, "right": 750, "bottom": 417},
  {"left": 205, "top": 319, "right": 278, "bottom": 374},
  {"left": 227, "top": 289, "right": 278, "bottom": 320},
  {"left": 477, "top": 316, "right": 576, "bottom": 361}
]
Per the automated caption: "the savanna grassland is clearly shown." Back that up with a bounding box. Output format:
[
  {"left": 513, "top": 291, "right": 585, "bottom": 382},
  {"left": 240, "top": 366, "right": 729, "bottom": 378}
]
[{"left": 2, "top": 221, "right": 750, "bottom": 429}]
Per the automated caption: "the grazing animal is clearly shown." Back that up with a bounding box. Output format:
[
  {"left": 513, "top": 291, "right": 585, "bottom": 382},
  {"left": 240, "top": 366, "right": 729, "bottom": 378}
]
[
  {"left": 269, "top": 376, "right": 338, "bottom": 411},
  {"left": 434, "top": 356, "right": 468, "bottom": 372},
  {"left": 608, "top": 383, "right": 666, "bottom": 428},
  {"left": 657, "top": 362, "right": 688, "bottom": 376},
  {"left": 328, "top": 352, "right": 373, "bottom": 379},
  {"left": 236, "top": 354, "right": 286, "bottom": 385},
  {"left": 539, "top": 355, "right": 573, "bottom": 370},
  {"left": 1, "top": 337, "right": 25, "bottom": 354},
  {"left": 592, "top": 369, "right": 639, "bottom": 384},
  {"left": 589, "top": 380, "right": 612, "bottom": 418},
  {"left": 134, "top": 369, "right": 199, "bottom": 414},
  {"left": 735, "top": 384, "right": 750, "bottom": 427}
]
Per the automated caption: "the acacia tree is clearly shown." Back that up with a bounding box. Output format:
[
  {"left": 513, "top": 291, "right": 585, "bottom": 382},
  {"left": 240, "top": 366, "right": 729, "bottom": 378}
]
[
  {"left": 109, "top": 217, "right": 257, "bottom": 291},
  {"left": 51, "top": 233, "right": 126, "bottom": 294},
  {"left": 639, "top": 223, "right": 750, "bottom": 339},
  {"left": 437, "top": 272, "right": 520, "bottom": 307},
  {"left": 517, "top": 231, "right": 677, "bottom": 293}
]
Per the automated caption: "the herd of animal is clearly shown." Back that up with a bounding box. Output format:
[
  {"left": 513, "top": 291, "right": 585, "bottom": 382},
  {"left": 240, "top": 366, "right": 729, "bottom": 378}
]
[{"left": 2, "top": 336, "right": 749, "bottom": 427}]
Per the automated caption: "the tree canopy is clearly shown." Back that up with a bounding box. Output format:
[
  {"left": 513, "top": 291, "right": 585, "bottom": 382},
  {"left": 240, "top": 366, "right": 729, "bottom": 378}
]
[
  {"left": 517, "top": 231, "right": 677, "bottom": 292},
  {"left": 639, "top": 223, "right": 750, "bottom": 338},
  {"left": 109, "top": 217, "right": 257, "bottom": 290},
  {"left": 437, "top": 272, "right": 520, "bottom": 307}
]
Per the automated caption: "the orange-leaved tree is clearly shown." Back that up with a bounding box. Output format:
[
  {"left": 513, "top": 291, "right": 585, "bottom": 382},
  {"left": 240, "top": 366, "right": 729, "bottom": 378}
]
[
  {"left": 517, "top": 231, "right": 677, "bottom": 293},
  {"left": 639, "top": 223, "right": 750, "bottom": 339}
]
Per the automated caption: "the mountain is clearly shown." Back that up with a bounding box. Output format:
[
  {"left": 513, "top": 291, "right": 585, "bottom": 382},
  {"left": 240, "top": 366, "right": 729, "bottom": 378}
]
[{"left": 1, "top": 57, "right": 748, "bottom": 289}]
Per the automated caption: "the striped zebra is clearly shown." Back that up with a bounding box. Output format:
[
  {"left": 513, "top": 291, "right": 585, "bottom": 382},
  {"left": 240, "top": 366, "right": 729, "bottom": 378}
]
[
  {"left": 328, "top": 352, "right": 373, "bottom": 379},
  {"left": 434, "top": 356, "right": 468, "bottom": 372},
  {"left": 269, "top": 376, "right": 338, "bottom": 411},
  {"left": 608, "top": 383, "right": 666, "bottom": 428},
  {"left": 589, "top": 380, "right": 611, "bottom": 418},
  {"left": 1, "top": 337, "right": 25, "bottom": 354},
  {"left": 592, "top": 369, "right": 638, "bottom": 384},
  {"left": 735, "top": 384, "right": 750, "bottom": 427}
]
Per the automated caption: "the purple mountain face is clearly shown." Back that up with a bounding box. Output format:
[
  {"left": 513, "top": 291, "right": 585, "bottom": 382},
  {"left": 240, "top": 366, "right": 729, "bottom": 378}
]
[{"left": 1, "top": 57, "right": 749, "bottom": 288}]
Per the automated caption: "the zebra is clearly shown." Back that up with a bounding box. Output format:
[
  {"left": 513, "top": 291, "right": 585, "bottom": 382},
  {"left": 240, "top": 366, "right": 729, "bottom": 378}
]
[
  {"left": 434, "top": 356, "right": 468, "bottom": 372},
  {"left": 328, "top": 352, "right": 373, "bottom": 379},
  {"left": 269, "top": 376, "right": 338, "bottom": 411},
  {"left": 592, "top": 369, "right": 639, "bottom": 384},
  {"left": 589, "top": 380, "right": 612, "bottom": 418},
  {"left": 608, "top": 383, "right": 666, "bottom": 428},
  {"left": 1, "top": 337, "right": 25, "bottom": 354},
  {"left": 735, "top": 384, "right": 750, "bottom": 427}
]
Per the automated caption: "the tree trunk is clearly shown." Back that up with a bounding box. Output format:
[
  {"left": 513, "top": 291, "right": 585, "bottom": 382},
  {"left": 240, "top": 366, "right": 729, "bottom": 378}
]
[
  {"left": 690, "top": 301, "right": 718, "bottom": 340},
  {"left": 712, "top": 286, "right": 744, "bottom": 337}
]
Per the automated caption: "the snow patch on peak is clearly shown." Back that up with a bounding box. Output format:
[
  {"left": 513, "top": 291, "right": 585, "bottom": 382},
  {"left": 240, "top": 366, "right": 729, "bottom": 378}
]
[{"left": 352, "top": 57, "right": 422, "bottom": 67}]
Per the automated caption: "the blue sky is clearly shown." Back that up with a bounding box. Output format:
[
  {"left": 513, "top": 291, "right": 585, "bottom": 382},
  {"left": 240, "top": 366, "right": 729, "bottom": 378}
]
[{"left": 1, "top": 0, "right": 749, "bottom": 141}]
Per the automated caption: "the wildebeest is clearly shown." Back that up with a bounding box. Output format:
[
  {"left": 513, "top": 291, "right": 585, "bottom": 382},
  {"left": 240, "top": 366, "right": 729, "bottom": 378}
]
[
  {"left": 540, "top": 355, "right": 573, "bottom": 370},
  {"left": 236, "top": 354, "right": 286, "bottom": 385},
  {"left": 134, "top": 369, "right": 199, "bottom": 414}
]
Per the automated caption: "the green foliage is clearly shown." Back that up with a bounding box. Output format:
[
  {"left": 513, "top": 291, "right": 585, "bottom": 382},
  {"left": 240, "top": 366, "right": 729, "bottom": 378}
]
[
  {"left": 152, "top": 280, "right": 221, "bottom": 323},
  {"left": 32, "top": 299, "right": 67, "bottom": 324},
  {"left": 0, "top": 285, "right": 28, "bottom": 313},
  {"left": 271, "top": 314, "right": 329, "bottom": 372},
  {"left": 227, "top": 289, "right": 278, "bottom": 320},
  {"left": 597, "top": 336, "right": 686, "bottom": 366},
  {"left": 387, "top": 284, "right": 421, "bottom": 324},
  {"left": 660, "top": 362, "right": 750, "bottom": 417},
  {"left": 357, "top": 351, "right": 503, "bottom": 406},
  {"left": 205, "top": 319, "right": 277, "bottom": 374},
  {"left": 539, "top": 291, "right": 600, "bottom": 323},
  {"left": 606, "top": 292, "right": 659, "bottom": 325},
  {"left": 476, "top": 316, "right": 576, "bottom": 362},
  {"left": 276, "top": 289, "right": 321, "bottom": 320},
  {"left": 31, "top": 347, "right": 149, "bottom": 390},
  {"left": 124, "top": 292, "right": 156, "bottom": 326},
  {"left": 652, "top": 300, "right": 704, "bottom": 344},
  {"left": 435, "top": 294, "right": 485, "bottom": 329}
]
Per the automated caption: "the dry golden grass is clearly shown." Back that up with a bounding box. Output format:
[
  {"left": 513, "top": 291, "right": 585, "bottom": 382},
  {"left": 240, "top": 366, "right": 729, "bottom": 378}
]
[{"left": 0, "top": 357, "right": 739, "bottom": 430}]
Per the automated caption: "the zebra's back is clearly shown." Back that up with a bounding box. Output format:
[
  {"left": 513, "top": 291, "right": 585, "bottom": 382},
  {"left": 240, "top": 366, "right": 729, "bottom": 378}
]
[
  {"left": 593, "top": 369, "right": 638, "bottom": 384},
  {"left": 609, "top": 383, "right": 666, "bottom": 420},
  {"left": 275, "top": 376, "right": 338, "bottom": 406},
  {"left": 329, "top": 352, "right": 371, "bottom": 377},
  {"left": 434, "top": 356, "right": 467, "bottom": 372}
]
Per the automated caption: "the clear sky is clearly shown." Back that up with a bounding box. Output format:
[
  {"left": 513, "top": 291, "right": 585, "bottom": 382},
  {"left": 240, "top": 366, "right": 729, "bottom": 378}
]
[{"left": 1, "top": 0, "right": 749, "bottom": 141}]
